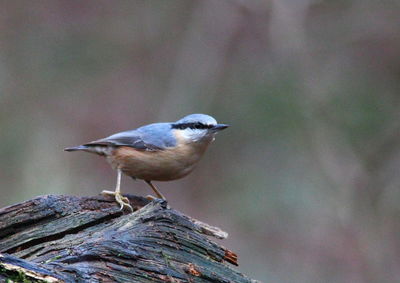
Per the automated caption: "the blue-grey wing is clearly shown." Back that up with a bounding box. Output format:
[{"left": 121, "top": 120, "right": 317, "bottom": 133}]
[
  {"left": 85, "top": 123, "right": 176, "bottom": 151},
  {"left": 136, "top": 123, "right": 176, "bottom": 149},
  {"left": 85, "top": 130, "right": 160, "bottom": 151}
]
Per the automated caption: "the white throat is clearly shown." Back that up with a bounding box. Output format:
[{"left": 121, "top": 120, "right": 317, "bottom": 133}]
[{"left": 179, "top": 129, "right": 214, "bottom": 143}]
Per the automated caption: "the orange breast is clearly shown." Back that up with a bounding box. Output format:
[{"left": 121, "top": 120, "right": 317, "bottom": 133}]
[{"left": 107, "top": 141, "right": 210, "bottom": 181}]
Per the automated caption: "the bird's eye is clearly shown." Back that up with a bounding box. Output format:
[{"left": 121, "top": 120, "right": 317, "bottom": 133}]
[
  {"left": 171, "top": 122, "right": 213, "bottom": 130},
  {"left": 191, "top": 122, "right": 208, "bottom": 129}
]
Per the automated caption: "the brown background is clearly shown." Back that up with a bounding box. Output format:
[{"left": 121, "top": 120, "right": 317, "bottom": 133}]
[{"left": 1, "top": 1, "right": 399, "bottom": 282}]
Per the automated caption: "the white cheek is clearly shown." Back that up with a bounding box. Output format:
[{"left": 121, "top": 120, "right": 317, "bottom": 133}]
[{"left": 180, "top": 129, "right": 205, "bottom": 142}]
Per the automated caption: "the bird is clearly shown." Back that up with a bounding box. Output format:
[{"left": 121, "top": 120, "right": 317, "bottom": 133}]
[{"left": 64, "top": 114, "right": 229, "bottom": 211}]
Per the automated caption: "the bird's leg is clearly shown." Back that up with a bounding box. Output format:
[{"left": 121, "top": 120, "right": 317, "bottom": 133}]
[
  {"left": 102, "top": 169, "right": 133, "bottom": 211},
  {"left": 145, "top": 180, "right": 166, "bottom": 200}
]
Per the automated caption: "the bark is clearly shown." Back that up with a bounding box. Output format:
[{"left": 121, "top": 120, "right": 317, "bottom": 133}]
[{"left": 0, "top": 194, "right": 257, "bottom": 283}]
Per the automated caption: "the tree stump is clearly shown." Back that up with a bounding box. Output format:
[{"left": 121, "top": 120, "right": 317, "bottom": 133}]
[{"left": 0, "top": 194, "right": 257, "bottom": 282}]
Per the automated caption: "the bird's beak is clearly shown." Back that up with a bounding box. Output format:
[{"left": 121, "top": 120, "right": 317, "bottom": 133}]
[{"left": 212, "top": 124, "right": 229, "bottom": 131}]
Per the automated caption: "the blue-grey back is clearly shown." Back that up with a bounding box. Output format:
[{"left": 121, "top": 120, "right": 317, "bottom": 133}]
[
  {"left": 88, "top": 122, "right": 176, "bottom": 150},
  {"left": 87, "top": 114, "right": 219, "bottom": 150},
  {"left": 136, "top": 123, "right": 176, "bottom": 148}
]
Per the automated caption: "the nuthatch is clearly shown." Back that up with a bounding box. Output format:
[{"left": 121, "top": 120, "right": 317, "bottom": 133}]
[{"left": 65, "top": 114, "right": 229, "bottom": 211}]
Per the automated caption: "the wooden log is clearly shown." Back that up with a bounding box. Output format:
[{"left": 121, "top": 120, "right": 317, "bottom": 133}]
[{"left": 0, "top": 195, "right": 257, "bottom": 282}]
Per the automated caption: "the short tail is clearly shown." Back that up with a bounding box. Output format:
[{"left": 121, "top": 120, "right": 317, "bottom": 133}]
[{"left": 64, "top": 145, "right": 88, "bottom": 152}]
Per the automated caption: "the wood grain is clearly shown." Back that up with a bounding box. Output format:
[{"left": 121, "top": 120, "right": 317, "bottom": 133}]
[{"left": 0, "top": 194, "right": 256, "bottom": 283}]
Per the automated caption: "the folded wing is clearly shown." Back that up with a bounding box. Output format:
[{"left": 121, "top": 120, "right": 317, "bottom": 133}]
[{"left": 85, "top": 130, "right": 163, "bottom": 151}]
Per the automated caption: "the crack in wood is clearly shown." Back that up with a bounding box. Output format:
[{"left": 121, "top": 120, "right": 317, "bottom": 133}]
[{"left": 0, "top": 194, "right": 257, "bottom": 282}]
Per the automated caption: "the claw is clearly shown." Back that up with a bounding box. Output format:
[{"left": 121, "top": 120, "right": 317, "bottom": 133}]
[
  {"left": 146, "top": 195, "right": 156, "bottom": 201},
  {"left": 145, "top": 195, "right": 166, "bottom": 202},
  {"left": 102, "top": 190, "right": 133, "bottom": 212}
]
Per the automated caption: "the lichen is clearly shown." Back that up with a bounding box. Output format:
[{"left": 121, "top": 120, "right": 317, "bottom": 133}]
[{"left": 0, "top": 265, "right": 49, "bottom": 283}]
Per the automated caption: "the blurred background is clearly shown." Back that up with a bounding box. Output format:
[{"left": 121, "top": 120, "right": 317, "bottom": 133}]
[{"left": 1, "top": 1, "right": 399, "bottom": 282}]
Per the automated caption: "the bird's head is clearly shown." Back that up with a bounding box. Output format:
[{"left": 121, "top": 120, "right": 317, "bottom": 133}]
[{"left": 171, "top": 114, "right": 229, "bottom": 143}]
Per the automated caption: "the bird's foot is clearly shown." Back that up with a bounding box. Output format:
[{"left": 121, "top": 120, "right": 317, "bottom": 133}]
[
  {"left": 145, "top": 195, "right": 167, "bottom": 201},
  {"left": 146, "top": 195, "right": 157, "bottom": 201},
  {"left": 101, "top": 190, "right": 133, "bottom": 212}
]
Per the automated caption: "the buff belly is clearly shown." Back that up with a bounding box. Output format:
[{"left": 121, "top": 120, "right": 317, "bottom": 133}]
[{"left": 106, "top": 143, "right": 209, "bottom": 181}]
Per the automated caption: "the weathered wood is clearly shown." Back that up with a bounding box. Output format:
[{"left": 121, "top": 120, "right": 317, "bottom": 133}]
[{"left": 0, "top": 195, "right": 257, "bottom": 282}]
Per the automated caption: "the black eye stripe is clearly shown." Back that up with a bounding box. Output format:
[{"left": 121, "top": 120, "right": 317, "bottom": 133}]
[{"left": 171, "top": 122, "right": 213, "bottom": 130}]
